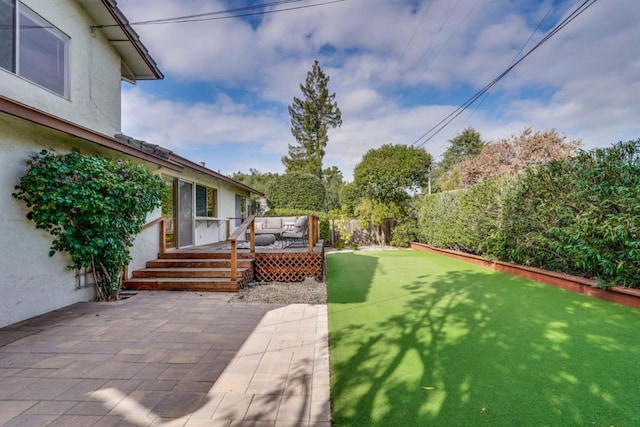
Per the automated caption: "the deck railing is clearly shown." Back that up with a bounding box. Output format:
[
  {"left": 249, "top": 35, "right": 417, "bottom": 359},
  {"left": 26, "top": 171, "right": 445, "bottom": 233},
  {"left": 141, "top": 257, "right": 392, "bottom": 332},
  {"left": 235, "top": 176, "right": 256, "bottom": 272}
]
[
  {"left": 228, "top": 215, "right": 256, "bottom": 281},
  {"left": 137, "top": 214, "right": 321, "bottom": 283},
  {"left": 307, "top": 214, "right": 320, "bottom": 252},
  {"left": 139, "top": 216, "right": 168, "bottom": 256}
]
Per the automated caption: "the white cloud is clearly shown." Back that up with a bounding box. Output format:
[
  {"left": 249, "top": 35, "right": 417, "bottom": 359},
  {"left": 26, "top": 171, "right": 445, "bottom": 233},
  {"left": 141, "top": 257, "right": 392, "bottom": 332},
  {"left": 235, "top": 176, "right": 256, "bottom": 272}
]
[
  {"left": 115, "top": 0, "right": 640, "bottom": 181},
  {"left": 121, "top": 87, "right": 289, "bottom": 153}
]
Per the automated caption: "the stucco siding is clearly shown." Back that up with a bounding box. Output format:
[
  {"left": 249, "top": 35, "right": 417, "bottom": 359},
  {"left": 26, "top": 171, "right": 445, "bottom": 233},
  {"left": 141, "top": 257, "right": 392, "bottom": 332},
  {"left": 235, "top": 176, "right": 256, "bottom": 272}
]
[
  {"left": 128, "top": 208, "right": 163, "bottom": 274},
  {"left": 0, "top": 117, "right": 95, "bottom": 328},
  {"left": 0, "top": 0, "right": 122, "bottom": 136}
]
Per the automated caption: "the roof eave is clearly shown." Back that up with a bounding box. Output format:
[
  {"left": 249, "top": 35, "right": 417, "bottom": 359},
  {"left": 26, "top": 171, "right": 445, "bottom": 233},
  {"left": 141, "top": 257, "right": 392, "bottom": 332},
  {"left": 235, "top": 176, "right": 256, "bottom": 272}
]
[
  {"left": 78, "top": 0, "right": 163, "bottom": 81},
  {"left": 0, "top": 96, "right": 180, "bottom": 171}
]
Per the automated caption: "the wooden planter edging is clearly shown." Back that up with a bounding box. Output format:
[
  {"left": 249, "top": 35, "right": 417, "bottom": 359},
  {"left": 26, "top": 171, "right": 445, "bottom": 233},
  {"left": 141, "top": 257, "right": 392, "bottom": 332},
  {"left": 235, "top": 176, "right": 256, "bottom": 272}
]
[{"left": 409, "top": 242, "right": 640, "bottom": 310}]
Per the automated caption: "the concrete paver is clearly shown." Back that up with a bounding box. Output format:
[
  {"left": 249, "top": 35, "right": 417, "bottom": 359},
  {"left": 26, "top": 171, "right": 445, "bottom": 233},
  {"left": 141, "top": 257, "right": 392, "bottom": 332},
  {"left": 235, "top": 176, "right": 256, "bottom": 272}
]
[{"left": 0, "top": 292, "right": 331, "bottom": 426}]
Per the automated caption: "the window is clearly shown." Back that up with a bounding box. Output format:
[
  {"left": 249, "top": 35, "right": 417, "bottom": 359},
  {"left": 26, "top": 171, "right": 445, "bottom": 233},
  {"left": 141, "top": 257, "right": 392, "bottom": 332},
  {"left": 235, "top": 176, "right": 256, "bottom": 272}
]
[
  {"left": 195, "top": 185, "right": 218, "bottom": 218},
  {"left": 0, "top": 0, "right": 69, "bottom": 97}
]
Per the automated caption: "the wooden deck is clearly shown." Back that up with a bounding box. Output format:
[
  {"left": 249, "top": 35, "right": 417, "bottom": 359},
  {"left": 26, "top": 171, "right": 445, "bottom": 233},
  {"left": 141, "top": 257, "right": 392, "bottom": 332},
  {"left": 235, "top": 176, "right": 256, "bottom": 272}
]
[
  {"left": 124, "top": 240, "right": 325, "bottom": 293},
  {"left": 173, "top": 239, "right": 324, "bottom": 254},
  {"left": 175, "top": 239, "right": 326, "bottom": 283},
  {"left": 126, "top": 215, "right": 325, "bottom": 292}
]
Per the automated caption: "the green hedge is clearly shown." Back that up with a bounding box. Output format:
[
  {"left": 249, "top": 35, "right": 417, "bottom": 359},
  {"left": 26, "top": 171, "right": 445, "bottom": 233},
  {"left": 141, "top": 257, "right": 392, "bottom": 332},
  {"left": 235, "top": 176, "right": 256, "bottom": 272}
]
[
  {"left": 499, "top": 140, "right": 640, "bottom": 288},
  {"left": 266, "top": 173, "right": 326, "bottom": 211},
  {"left": 417, "top": 139, "right": 640, "bottom": 289},
  {"left": 417, "top": 176, "right": 513, "bottom": 255}
]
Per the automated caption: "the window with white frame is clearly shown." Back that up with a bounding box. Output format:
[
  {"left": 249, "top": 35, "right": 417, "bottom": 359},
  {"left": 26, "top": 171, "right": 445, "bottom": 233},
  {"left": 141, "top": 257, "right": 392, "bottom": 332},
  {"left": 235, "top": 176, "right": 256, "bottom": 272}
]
[
  {"left": 195, "top": 185, "right": 218, "bottom": 218},
  {"left": 0, "top": 0, "right": 69, "bottom": 97}
]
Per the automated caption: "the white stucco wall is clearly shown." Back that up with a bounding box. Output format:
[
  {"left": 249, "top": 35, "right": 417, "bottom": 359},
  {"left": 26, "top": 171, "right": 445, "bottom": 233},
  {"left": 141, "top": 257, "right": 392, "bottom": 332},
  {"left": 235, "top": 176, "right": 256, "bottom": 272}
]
[
  {"left": 1, "top": 112, "right": 256, "bottom": 316},
  {"left": 0, "top": 117, "right": 95, "bottom": 328},
  {"left": 0, "top": 0, "right": 122, "bottom": 136},
  {"left": 127, "top": 208, "right": 163, "bottom": 274}
]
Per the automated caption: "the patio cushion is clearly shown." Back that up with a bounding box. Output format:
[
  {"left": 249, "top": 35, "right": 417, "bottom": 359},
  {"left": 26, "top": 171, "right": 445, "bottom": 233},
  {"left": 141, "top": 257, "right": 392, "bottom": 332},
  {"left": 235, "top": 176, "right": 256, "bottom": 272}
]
[
  {"left": 265, "top": 217, "right": 282, "bottom": 229},
  {"left": 294, "top": 216, "right": 308, "bottom": 230},
  {"left": 255, "top": 233, "right": 276, "bottom": 246}
]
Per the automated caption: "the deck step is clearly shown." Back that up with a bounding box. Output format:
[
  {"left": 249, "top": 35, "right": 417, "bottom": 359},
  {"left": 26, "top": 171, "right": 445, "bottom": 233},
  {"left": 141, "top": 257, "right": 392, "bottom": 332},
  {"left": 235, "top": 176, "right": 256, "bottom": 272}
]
[
  {"left": 133, "top": 267, "right": 250, "bottom": 279},
  {"left": 159, "top": 252, "right": 254, "bottom": 260},
  {"left": 146, "top": 259, "right": 253, "bottom": 269},
  {"left": 123, "top": 278, "right": 238, "bottom": 292}
]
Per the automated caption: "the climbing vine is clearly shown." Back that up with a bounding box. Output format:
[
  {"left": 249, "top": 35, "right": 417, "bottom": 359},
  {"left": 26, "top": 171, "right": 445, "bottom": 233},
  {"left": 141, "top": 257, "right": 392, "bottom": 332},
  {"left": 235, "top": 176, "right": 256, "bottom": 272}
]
[{"left": 13, "top": 150, "right": 167, "bottom": 300}]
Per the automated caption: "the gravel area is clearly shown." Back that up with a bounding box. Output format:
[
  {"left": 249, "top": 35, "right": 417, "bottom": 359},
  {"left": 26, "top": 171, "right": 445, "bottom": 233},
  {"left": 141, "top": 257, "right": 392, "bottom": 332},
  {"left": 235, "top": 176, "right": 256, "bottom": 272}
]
[
  {"left": 230, "top": 277, "right": 327, "bottom": 305},
  {"left": 228, "top": 247, "right": 405, "bottom": 305}
]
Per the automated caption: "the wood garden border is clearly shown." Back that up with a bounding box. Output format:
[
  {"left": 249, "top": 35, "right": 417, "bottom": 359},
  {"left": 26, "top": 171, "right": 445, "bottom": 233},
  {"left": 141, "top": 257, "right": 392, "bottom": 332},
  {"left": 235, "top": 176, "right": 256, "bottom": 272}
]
[{"left": 410, "top": 242, "right": 640, "bottom": 310}]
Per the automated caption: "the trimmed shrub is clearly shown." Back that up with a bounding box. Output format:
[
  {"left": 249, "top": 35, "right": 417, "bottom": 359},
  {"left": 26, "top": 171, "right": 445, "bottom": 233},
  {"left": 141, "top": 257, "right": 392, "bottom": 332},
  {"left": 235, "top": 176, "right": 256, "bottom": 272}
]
[
  {"left": 417, "top": 176, "right": 513, "bottom": 254},
  {"left": 390, "top": 218, "right": 418, "bottom": 247},
  {"left": 499, "top": 139, "right": 640, "bottom": 288},
  {"left": 417, "top": 139, "right": 640, "bottom": 289},
  {"left": 266, "top": 172, "right": 326, "bottom": 211},
  {"left": 417, "top": 190, "right": 465, "bottom": 250}
]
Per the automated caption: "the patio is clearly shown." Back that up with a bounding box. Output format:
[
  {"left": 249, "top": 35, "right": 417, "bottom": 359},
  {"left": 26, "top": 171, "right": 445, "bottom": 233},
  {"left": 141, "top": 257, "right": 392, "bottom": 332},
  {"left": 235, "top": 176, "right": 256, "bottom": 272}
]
[{"left": 0, "top": 291, "right": 331, "bottom": 426}]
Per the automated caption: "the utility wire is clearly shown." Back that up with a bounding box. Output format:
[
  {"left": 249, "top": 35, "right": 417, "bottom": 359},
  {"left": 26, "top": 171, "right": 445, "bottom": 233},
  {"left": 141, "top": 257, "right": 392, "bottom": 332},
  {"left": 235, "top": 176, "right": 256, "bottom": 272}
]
[
  {"left": 93, "top": 0, "right": 346, "bottom": 28},
  {"left": 348, "top": 0, "right": 436, "bottom": 145},
  {"left": 130, "top": 0, "right": 303, "bottom": 25},
  {"left": 411, "top": 0, "right": 599, "bottom": 148},
  {"left": 440, "top": 0, "right": 558, "bottom": 151}
]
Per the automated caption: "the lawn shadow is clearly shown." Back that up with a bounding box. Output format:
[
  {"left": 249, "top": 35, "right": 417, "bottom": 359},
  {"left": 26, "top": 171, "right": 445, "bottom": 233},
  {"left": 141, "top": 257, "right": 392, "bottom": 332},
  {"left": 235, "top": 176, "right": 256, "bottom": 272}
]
[
  {"left": 326, "top": 252, "right": 378, "bottom": 303},
  {"left": 328, "top": 252, "right": 640, "bottom": 426}
]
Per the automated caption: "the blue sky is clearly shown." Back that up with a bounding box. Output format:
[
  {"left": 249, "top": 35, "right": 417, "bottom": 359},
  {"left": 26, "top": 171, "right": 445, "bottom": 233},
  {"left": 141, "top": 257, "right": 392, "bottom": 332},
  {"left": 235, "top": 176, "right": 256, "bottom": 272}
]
[{"left": 117, "top": 0, "right": 640, "bottom": 181}]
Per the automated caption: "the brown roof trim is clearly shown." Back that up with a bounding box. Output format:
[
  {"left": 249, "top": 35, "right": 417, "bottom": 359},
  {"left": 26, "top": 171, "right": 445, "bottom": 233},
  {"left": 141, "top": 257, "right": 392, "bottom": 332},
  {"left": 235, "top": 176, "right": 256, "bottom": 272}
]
[
  {"left": 98, "top": 0, "right": 163, "bottom": 80},
  {"left": 170, "top": 153, "right": 265, "bottom": 196},
  {"left": 1, "top": 96, "right": 263, "bottom": 195},
  {"left": 0, "top": 95, "right": 181, "bottom": 171}
]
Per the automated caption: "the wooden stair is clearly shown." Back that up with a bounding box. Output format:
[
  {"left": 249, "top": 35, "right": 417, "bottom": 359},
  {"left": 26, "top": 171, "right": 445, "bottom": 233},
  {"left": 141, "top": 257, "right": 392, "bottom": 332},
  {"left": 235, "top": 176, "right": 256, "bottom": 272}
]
[{"left": 123, "top": 251, "right": 255, "bottom": 292}]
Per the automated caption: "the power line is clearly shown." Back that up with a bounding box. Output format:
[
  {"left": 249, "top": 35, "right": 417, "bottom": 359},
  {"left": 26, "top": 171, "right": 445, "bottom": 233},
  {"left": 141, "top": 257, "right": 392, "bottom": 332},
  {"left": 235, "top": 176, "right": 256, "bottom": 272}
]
[
  {"left": 351, "top": 0, "right": 475, "bottom": 146},
  {"left": 131, "top": 1, "right": 304, "bottom": 25},
  {"left": 439, "top": 0, "right": 559, "bottom": 152},
  {"left": 348, "top": 0, "right": 436, "bottom": 145},
  {"left": 411, "top": 0, "right": 599, "bottom": 149},
  {"left": 93, "top": 0, "right": 346, "bottom": 28}
]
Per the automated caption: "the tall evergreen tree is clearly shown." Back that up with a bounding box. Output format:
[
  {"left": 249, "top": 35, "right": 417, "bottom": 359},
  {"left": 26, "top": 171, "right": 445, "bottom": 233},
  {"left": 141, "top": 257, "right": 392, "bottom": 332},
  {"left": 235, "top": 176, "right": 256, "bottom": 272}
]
[
  {"left": 440, "top": 127, "right": 486, "bottom": 172},
  {"left": 323, "top": 165, "right": 344, "bottom": 211},
  {"left": 282, "top": 60, "right": 342, "bottom": 178}
]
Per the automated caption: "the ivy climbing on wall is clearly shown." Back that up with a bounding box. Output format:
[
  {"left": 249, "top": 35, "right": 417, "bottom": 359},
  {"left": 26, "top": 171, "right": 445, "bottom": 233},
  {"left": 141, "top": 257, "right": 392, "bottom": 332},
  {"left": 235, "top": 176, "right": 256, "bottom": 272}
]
[{"left": 13, "top": 150, "right": 167, "bottom": 300}]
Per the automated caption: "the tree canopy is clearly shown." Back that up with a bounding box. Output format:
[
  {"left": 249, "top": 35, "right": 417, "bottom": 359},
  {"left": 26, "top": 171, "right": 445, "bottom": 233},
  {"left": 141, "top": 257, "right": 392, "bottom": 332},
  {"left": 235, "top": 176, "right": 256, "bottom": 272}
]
[
  {"left": 353, "top": 144, "right": 433, "bottom": 205},
  {"left": 454, "top": 128, "right": 581, "bottom": 188},
  {"left": 282, "top": 60, "right": 342, "bottom": 178},
  {"left": 231, "top": 168, "right": 280, "bottom": 194},
  {"left": 346, "top": 144, "right": 432, "bottom": 244},
  {"left": 440, "top": 127, "right": 486, "bottom": 172},
  {"left": 323, "top": 165, "right": 344, "bottom": 211}
]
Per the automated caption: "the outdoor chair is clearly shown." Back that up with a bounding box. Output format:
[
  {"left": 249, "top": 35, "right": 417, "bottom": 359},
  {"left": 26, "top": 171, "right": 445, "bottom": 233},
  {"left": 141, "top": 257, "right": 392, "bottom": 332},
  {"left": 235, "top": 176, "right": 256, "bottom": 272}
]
[{"left": 281, "top": 215, "right": 308, "bottom": 248}]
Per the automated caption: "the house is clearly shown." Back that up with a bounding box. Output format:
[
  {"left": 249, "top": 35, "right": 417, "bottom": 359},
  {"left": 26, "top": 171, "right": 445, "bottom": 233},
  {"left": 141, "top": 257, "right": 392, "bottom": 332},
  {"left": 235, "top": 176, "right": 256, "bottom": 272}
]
[{"left": 0, "top": 0, "right": 260, "bottom": 328}]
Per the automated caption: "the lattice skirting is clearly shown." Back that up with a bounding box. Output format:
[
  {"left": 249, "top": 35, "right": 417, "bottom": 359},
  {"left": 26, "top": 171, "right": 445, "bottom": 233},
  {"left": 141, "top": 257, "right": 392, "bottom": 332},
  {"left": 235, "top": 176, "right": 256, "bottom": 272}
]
[
  {"left": 254, "top": 252, "right": 324, "bottom": 282},
  {"left": 236, "top": 268, "right": 253, "bottom": 289}
]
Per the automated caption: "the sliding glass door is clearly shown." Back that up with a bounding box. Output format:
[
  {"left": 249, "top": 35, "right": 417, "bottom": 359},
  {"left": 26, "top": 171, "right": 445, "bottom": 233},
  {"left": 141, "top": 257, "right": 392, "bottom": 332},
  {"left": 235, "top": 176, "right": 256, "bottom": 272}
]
[{"left": 177, "top": 180, "right": 194, "bottom": 247}]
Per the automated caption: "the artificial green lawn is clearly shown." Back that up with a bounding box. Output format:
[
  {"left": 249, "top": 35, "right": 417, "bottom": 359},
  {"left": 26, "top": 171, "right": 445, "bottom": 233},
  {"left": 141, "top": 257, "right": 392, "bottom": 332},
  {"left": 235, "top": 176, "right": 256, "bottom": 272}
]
[{"left": 326, "top": 250, "right": 640, "bottom": 426}]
